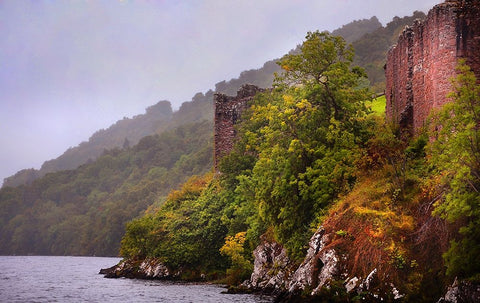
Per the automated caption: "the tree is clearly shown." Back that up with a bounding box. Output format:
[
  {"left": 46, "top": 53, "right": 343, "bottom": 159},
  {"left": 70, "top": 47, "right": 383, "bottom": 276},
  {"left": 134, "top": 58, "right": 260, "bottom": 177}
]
[
  {"left": 276, "top": 31, "right": 368, "bottom": 123},
  {"left": 429, "top": 60, "right": 480, "bottom": 279},
  {"left": 231, "top": 31, "right": 370, "bottom": 259},
  {"left": 220, "top": 231, "right": 252, "bottom": 284}
]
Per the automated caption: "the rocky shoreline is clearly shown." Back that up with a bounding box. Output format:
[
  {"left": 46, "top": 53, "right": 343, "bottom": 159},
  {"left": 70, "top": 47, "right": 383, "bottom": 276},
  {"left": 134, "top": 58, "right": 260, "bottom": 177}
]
[
  {"left": 238, "top": 227, "right": 405, "bottom": 302},
  {"left": 100, "top": 225, "right": 480, "bottom": 302},
  {"left": 100, "top": 257, "right": 186, "bottom": 280}
]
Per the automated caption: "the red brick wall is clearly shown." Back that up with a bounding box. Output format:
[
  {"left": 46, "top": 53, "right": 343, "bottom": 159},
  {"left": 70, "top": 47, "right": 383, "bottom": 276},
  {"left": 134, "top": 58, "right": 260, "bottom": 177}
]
[
  {"left": 385, "top": 0, "right": 480, "bottom": 135},
  {"left": 214, "top": 84, "right": 263, "bottom": 171}
]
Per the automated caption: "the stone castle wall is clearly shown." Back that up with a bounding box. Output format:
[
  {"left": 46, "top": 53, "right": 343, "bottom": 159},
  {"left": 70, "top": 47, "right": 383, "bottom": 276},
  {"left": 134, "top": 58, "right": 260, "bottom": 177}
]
[
  {"left": 385, "top": 0, "right": 480, "bottom": 135},
  {"left": 214, "top": 84, "right": 263, "bottom": 171}
]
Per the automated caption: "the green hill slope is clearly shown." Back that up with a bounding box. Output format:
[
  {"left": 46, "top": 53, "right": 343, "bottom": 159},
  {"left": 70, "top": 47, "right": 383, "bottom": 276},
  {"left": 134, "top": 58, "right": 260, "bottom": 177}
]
[{"left": 0, "top": 121, "right": 213, "bottom": 256}]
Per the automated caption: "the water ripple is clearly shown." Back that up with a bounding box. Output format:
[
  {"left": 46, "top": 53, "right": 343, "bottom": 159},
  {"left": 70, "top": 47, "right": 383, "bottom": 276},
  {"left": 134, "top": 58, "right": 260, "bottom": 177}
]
[{"left": 0, "top": 256, "right": 273, "bottom": 303}]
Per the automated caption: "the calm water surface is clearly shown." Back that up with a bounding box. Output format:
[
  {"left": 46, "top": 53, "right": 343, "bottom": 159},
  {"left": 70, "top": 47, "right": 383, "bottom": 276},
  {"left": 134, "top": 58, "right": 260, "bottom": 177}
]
[{"left": 0, "top": 256, "right": 273, "bottom": 302}]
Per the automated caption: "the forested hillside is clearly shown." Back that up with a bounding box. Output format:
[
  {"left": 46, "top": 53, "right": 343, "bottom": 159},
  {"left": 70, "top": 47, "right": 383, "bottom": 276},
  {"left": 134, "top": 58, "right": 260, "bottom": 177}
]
[
  {"left": 0, "top": 121, "right": 213, "bottom": 256},
  {"left": 3, "top": 101, "right": 173, "bottom": 188},
  {"left": 331, "top": 16, "right": 382, "bottom": 43},
  {"left": 3, "top": 13, "right": 415, "bottom": 188},
  {"left": 0, "top": 13, "right": 422, "bottom": 258},
  {"left": 352, "top": 10, "right": 426, "bottom": 92}
]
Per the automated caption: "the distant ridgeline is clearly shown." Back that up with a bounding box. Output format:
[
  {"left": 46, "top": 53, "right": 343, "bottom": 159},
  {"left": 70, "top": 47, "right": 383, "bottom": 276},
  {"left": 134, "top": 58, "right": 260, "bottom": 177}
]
[
  {"left": 2, "top": 101, "right": 174, "bottom": 188},
  {"left": 3, "top": 13, "right": 422, "bottom": 188},
  {"left": 385, "top": 0, "right": 480, "bottom": 135}
]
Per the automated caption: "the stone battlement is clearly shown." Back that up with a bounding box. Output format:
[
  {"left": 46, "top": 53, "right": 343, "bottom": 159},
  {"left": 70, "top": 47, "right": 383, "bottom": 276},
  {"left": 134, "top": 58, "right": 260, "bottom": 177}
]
[
  {"left": 214, "top": 84, "right": 264, "bottom": 171},
  {"left": 385, "top": 0, "right": 480, "bottom": 135}
]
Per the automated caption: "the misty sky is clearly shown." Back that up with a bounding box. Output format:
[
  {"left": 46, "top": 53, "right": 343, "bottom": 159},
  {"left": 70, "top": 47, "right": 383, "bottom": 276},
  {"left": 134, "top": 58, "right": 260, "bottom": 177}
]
[{"left": 0, "top": 0, "right": 439, "bottom": 183}]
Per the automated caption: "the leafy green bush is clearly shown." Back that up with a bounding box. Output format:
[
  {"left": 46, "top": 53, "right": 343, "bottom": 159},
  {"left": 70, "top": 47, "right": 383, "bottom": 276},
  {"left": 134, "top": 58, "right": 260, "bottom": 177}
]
[{"left": 428, "top": 60, "right": 480, "bottom": 280}]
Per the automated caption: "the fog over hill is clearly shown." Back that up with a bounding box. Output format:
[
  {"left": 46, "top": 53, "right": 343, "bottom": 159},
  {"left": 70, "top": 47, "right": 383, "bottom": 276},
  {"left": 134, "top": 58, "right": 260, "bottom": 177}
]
[
  {"left": 0, "top": 0, "right": 438, "bottom": 184},
  {"left": 3, "top": 10, "right": 424, "bottom": 188}
]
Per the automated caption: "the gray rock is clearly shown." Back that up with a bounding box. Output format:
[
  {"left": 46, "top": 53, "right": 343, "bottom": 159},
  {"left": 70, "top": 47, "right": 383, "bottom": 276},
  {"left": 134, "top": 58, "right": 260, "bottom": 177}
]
[
  {"left": 139, "top": 258, "right": 172, "bottom": 278},
  {"left": 244, "top": 226, "right": 408, "bottom": 300},
  {"left": 245, "top": 226, "right": 341, "bottom": 296},
  {"left": 245, "top": 239, "right": 293, "bottom": 291},
  {"left": 101, "top": 257, "right": 176, "bottom": 280},
  {"left": 358, "top": 268, "right": 377, "bottom": 291},
  {"left": 287, "top": 227, "right": 340, "bottom": 296},
  {"left": 437, "top": 278, "right": 480, "bottom": 303},
  {"left": 345, "top": 276, "right": 359, "bottom": 293}
]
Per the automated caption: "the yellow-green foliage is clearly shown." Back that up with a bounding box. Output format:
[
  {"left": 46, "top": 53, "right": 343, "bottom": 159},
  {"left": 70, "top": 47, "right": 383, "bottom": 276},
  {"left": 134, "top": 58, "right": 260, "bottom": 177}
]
[
  {"left": 366, "top": 95, "right": 386, "bottom": 115},
  {"left": 220, "top": 232, "right": 253, "bottom": 285},
  {"left": 229, "top": 31, "right": 371, "bottom": 261},
  {"left": 428, "top": 60, "right": 480, "bottom": 280},
  {"left": 318, "top": 111, "right": 435, "bottom": 297}
]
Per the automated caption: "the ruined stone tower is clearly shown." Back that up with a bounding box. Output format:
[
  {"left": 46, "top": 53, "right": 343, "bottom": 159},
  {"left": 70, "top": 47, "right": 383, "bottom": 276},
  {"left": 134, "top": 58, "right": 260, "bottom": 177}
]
[
  {"left": 214, "top": 84, "right": 264, "bottom": 171},
  {"left": 385, "top": 0, "right": 480, "bottom": 135}
]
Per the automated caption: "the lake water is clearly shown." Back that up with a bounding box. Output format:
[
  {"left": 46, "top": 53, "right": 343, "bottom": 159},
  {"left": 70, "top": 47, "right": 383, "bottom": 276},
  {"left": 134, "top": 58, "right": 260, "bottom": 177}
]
[{"left": 0, "top": 256, "right": 273, "bottom": 302}]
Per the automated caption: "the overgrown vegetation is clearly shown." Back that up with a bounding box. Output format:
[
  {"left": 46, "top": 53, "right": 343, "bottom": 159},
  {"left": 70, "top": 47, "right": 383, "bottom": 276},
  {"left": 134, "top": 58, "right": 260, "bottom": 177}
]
[
  {"left": 427, "top": 60, "right": 480, "bottom": 281},
  {"left": 221, "top": 31, "right": 371, "bottom": 261},
  {"left": 321, "top": 119, "right": 437, "bottom": 299},
  {"left": 118, "top": 38, "right": 479, "bottom": 300},
  {"left": 317, "top": 60, "right": 480, "bottom": 298},
  {"left": 118, "top": 31, "right": 372, "bottom": 281}
]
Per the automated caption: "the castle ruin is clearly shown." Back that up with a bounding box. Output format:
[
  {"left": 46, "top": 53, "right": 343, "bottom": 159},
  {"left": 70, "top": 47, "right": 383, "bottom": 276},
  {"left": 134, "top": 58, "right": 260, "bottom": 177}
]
[
  {"left": 385, "top": 0, "right": 480, "bottom": 135},
  {"left": 214, "top": 84, "right": 264, "bottom": 171},
  {"left": 214, "top": 1, "right": 480, "bottom": 169}
]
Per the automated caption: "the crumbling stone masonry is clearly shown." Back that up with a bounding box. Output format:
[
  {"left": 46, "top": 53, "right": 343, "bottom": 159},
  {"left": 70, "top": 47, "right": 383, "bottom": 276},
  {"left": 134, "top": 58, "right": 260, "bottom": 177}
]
[
  {"left": 214, "top": 84, "right": 264, "bottom": 171},
  {"left": 385, "top": 0, "right": 480, "bottom": 135}
]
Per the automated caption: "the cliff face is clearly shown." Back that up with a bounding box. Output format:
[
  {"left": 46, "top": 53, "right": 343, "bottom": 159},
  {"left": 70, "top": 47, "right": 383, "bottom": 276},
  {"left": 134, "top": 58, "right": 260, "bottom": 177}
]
[
  {"left": 243, "top": 226, "right": 404, "bottom": 302},
  {"left": 214, "top": 84, "right": 263, "bottom": 171},
  {"left": 385, "top": 0, "right": 480, "bottom": 135}
]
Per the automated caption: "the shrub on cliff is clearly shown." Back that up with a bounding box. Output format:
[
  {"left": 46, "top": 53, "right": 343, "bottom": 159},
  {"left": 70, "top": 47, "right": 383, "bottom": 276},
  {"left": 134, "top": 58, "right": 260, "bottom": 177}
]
[
  {"left": 428, "top": 60, "right": 480, "bottom": 280},
  {"left": 121, "top": 173, "right": 231, "bottom": 277}
]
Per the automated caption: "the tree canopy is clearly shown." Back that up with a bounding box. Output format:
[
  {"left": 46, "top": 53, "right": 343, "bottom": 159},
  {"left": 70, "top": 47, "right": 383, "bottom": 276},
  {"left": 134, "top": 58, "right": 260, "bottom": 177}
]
[{"left": 220, "top": 31, "right": 370, "bottom": 259}]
